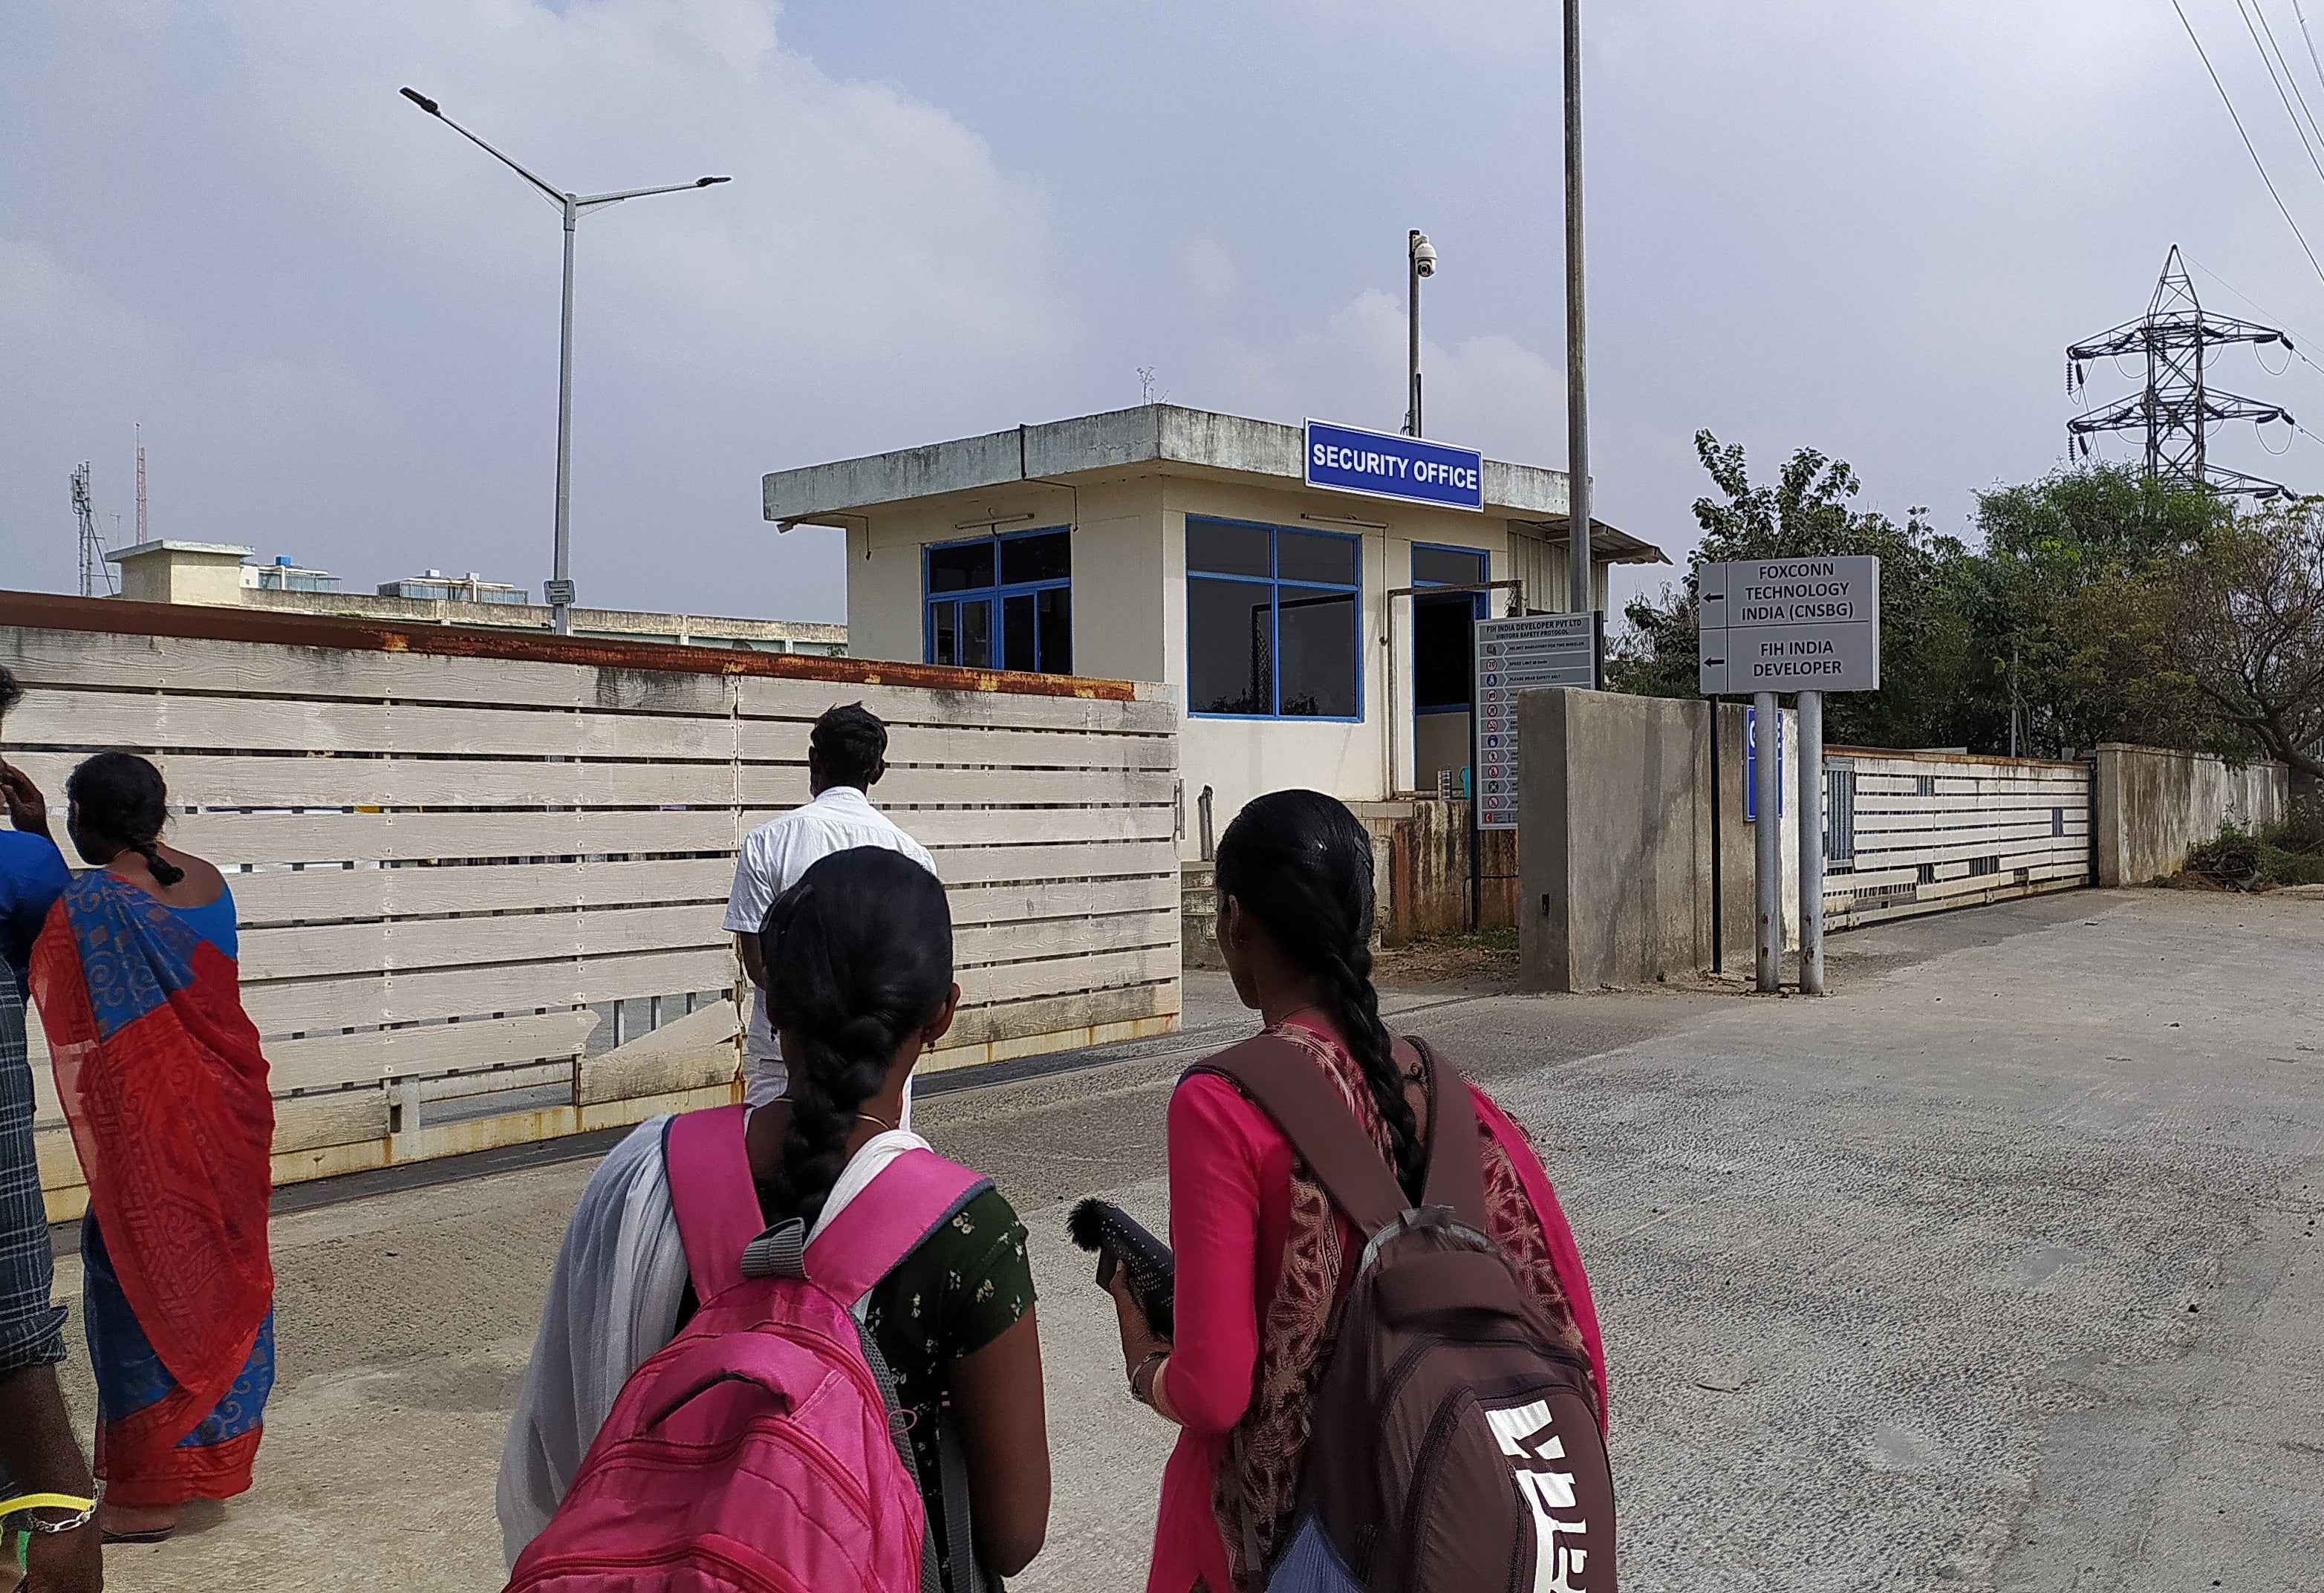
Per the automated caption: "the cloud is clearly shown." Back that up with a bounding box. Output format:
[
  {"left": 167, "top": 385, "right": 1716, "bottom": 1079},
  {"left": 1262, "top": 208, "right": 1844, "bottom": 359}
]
[{"left": 0, "top": 0, "right": 1076, "bottom": 619}]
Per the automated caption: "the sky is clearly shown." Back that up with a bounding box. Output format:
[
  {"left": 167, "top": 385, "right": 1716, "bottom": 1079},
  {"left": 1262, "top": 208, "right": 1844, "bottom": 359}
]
[{"left": 5, "top": 0, "right": 2324, "bottom": 628}]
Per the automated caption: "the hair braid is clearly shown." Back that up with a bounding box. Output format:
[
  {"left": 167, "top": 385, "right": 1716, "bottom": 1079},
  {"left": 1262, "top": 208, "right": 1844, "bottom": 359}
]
[
  {"left": 132, "top": 839, "right": 186, "bottom": 888},
  {"left": 1316, "top": 937, "right": 1425, "bottom": 1202},
  {"left": 1216, "top": 787, "right": 1427, "bottom": 1203},
  {"left": 756, "top": 851, "right": 954, "bottom": 1228},
  {"left": 764, "top": 1026, "right": 893, "bottom": 1230}
]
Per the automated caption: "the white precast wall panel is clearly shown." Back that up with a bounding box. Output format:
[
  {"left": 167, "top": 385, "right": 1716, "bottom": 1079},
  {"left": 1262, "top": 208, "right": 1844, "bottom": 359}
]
[
  {"left": 4, "top": 621, "right": 1180, "bottom": 1113},
  {"left": 1823, "top": 750, "right": 2092, "bottom": 931}
]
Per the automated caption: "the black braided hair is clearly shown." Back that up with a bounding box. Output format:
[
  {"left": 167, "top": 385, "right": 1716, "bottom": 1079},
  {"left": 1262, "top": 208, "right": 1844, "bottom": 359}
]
[
  {"left": 757, "top": 847, "right": 953, "bottom": 1229},
  {"left": 65, "top": 752, "right": 185, "bottom": 887},
  {"left": 1214, "top": 789, "right": 1425, "bottom": 1203}
]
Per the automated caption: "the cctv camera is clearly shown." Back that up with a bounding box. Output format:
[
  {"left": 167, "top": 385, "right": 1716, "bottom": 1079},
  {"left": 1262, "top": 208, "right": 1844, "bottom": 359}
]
[{"left": 1412, "top": 237, "right": 1437, "bottom": 277}]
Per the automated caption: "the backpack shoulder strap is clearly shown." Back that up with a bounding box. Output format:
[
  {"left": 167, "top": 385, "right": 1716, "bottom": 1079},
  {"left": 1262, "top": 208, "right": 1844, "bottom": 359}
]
[
  {"left": 1188, "top": 1034, "right": 1407, "bottom": 1236},
  {"left": 663, "top": 1104, "right": 764, "bottom": 1300},
  {"left": 1405, "top": 1036, "right": 1488, "bottom": 1228},
  {"left": 805, "top": 1149, "right": 992, "bottom": 1304}
]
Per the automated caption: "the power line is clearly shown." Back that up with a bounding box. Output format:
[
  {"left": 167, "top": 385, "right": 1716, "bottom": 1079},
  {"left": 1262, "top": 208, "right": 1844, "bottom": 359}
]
[
  {"left": 2172, "top": 0, "right": 2324, "bottom": 284},
  {"left": 2181, "top": 250, "right": 2324, "bottom": 382},
  {"left": 2236, "top": 0, "right": 2324, "bottom": 183},
  {"left": 2297, "top": 0, "right": 2324, "bottom": 99}
]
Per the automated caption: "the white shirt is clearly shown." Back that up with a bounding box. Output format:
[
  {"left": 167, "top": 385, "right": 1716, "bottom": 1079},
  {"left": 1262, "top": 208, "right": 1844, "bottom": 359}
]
[{"left": 722, "top": 785, "right": 937, "bottom": 1070}]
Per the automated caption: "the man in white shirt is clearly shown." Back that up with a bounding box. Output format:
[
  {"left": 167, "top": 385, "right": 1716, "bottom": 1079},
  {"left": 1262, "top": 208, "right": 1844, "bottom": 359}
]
[{"left": 723, "top": 703, "right": 937, "bottom": 1113}]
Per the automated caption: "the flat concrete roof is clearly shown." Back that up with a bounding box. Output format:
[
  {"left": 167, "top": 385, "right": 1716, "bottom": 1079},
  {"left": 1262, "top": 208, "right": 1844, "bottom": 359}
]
[
  {"left": 764, "top": 403, "right": 1666, "bottom": 564},
  {"left": 106, "top": 539, "right": 256, "bottom": 562}
]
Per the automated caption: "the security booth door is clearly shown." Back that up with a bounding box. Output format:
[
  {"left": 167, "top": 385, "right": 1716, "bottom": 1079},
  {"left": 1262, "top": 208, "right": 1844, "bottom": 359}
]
[{"left": 1411, "top": 544, "right": 1488, "bottom": 795}]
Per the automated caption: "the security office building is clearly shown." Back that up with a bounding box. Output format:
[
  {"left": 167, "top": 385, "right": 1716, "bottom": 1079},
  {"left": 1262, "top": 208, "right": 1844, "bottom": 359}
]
[{"left": 764, "top": 403, "right": 1666, "bottom": 855}]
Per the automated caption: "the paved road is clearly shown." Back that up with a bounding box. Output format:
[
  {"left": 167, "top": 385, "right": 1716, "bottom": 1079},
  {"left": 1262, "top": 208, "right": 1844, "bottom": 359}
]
[{"left": 53, "top": 887, "right": 2324, "bottom": 1591}]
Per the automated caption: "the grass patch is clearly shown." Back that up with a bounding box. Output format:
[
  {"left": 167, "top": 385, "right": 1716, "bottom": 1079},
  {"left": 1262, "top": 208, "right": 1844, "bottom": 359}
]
[{"left": 1402, "top": 927, "right": 1519, "bottom": 954}]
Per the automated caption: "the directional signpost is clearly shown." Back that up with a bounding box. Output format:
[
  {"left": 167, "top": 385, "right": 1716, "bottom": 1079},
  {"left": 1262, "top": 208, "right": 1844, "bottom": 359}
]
[
  {"left": 1698, "top": 557, "right": 1881, "bottom": 997},
  {"left": 1474, "top": 613, "right": 1595, "bottom": 832}
]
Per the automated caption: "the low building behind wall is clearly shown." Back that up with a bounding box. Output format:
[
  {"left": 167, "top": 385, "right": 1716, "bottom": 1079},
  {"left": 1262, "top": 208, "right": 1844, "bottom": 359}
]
[
  {"left": 2, "top": 591, "right": 1176, "bottom": 1214},
  {"left": 764, "top": 404, "right": 1670, "bottom": 882},
  {"left": 2094, "top": 743, "right": 2291, "bottom": 886}
]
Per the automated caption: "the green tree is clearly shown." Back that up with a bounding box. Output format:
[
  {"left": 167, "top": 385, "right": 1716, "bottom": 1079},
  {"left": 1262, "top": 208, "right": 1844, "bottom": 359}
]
[
  {"left": 2166, "top": 498, "right": 2324, "bottom": 783},
  {"left": 1965, "top": 466, "right": 2233, "bottom": 757},
  {"left": 1608, "top": 431, "right": 1975, "bottom": 747}
]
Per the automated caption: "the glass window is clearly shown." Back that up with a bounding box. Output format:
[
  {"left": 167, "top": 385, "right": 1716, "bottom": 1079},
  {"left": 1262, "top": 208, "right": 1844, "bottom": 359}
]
[
  {"left": 1277, "top": 530, "right": 1358, "bottom": 586},
  {"left": 1036, "top": 586, "right": 1072, "bottom": 676},
  {"left": 928, "top": 541, "right": 995, "bottom": 593},
  {"left": 1185, "top": 517, "right": 1361, "bottom": 719},
  {"left": 959, "top": 599, "right": 992, "bottom": 668},
  {"left": 1003, "top": 592, "right": 1037, "bottom": 674},
  {"left": 1412, "top": 544, "right": 1488, "bottom": 588},
  {"left": 1277, "top": 590, "right": 1358, "bottom": 717},
  {"left": 1188, "top": 518, "right": 1272, "bottom": 579},
  {"left": 925, "top": 528, "right": 1072, "bottom": 674},
  {"left": 1002, "top": 530, "right": 1071, "bottom": 585},
  {"left": 1188, "top": 578, "right": 1273, "bottom": 714}
]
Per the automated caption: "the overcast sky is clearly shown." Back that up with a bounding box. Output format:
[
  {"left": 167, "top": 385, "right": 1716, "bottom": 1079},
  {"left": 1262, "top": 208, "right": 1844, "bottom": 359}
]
[{"left": 5, "top": 0, "right": 2323, "bottom": 626}]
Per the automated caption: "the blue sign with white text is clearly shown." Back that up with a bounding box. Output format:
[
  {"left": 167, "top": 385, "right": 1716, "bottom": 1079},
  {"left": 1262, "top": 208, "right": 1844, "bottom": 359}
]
[{"left": 1304, "top": 419, "right": 1485, "bottom": 512}]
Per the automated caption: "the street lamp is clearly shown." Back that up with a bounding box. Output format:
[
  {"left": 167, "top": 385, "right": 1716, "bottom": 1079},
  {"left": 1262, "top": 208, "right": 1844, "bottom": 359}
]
[
  {"left": 1405, "top": 229, "right": 1436, "bottom": 437},
  {"left": 400, "top": 87, "right": 730, "bottom": 636}
]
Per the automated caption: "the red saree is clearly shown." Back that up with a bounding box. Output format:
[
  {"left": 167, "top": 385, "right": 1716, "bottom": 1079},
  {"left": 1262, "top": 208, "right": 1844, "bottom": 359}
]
[{"left": 28, "top": 870, "right": 275, "bottom": 1505}]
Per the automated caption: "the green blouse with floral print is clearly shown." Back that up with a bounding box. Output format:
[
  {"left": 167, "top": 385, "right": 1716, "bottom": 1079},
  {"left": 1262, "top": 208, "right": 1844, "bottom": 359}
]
[{"left": 859, "top": 1185, "right": 1037, "bottom": 1508}]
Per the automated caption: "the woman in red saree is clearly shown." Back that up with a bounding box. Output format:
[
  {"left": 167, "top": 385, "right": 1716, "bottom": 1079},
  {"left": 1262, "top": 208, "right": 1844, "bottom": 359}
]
[
  {"left": 28, "top": 753, "right": 273, "bottom": 1542},
  {"left": 1107, "top": 790, "right": 1607, "bottom": 1593}
]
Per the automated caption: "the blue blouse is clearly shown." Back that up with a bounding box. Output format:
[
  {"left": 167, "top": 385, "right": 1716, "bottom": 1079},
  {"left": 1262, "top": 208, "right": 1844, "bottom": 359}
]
[
  {"left": 166, "top": 885, "right": 239, "bottom": 961},
  {"left": 0, "top": 830, "right": 71, "bottom": 986}
]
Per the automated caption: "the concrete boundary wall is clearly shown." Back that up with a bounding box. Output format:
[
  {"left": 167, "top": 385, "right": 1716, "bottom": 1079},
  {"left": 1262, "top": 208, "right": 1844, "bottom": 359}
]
[
  {"left": 2094, "top": 743, "right": 2291, "bottom": 886},
  {"left": 2, "top": 592, "right": 1179, "bottom": 1217},
  {"left": 1518, "top": 690, "right": 1716, "bottom": 992}
]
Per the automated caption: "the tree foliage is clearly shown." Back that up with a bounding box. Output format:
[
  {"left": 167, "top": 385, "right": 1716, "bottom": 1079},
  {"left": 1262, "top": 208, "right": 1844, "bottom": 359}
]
[
  {"left": 1610, "top": 440, "right": 2324, "bottom": 780},
  {"left": 1608, "top": 431, "right": 1973, "bottom": 747}
]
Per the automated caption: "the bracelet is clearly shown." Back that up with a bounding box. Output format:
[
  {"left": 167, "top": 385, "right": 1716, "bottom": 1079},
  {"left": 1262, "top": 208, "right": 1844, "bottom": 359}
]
[
  {"left": 1129, "top": 1349, "right": 1169, "bottom": 1408},
  {"left": 2, "top": 1480, "right": 102, "bottom": 1534}
]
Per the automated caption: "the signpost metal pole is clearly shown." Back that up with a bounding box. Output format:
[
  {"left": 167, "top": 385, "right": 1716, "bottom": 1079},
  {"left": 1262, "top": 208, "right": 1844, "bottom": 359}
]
[
  {"left": 1797, "top": 689, "right": 1826, "bottom": 995},
  {"left": 1753, "top": 691, "right": 1780, "bottom": 993}
]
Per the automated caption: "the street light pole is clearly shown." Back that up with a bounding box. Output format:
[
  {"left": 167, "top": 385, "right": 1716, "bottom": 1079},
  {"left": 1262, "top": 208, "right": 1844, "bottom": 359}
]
[
  {"left": 400, "top": 88, "right": 729, "bottom": 638},
  {"left": 556, "top": 197, "right": 578, "bottom": 632},
  {"left": 1405, "top": 230, "right": 1435, "bottom": 437},
  {"left": 1563, "top": 0, "right": 1595, "bottom": 654}
]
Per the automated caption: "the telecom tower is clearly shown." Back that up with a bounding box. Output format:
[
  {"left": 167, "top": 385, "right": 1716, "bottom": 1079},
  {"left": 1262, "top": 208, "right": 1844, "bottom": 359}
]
[
  {"left": 70, "top": 462, "right": 117, "bottom": 598},
  {"left": 2066, "top": 246, "right": 2296, "bottom": 500}
]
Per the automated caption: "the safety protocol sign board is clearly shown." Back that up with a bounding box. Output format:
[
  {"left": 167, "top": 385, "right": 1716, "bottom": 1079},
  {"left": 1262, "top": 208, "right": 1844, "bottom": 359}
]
[
  {"left": 1474, "top": 613, "right": 1595, "bottom": 832},
  {"left": 1697, "top": 556, "right": 1882, "bottom": 694},
  {"left": 1305, "top": 418, "right": 1485, "bottom": 512}
]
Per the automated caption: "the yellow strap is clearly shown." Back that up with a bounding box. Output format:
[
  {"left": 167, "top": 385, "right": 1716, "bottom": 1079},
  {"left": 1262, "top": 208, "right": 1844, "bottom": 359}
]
[{"left": 0, "top": 1493, "right": 94, "bottom": 1517}]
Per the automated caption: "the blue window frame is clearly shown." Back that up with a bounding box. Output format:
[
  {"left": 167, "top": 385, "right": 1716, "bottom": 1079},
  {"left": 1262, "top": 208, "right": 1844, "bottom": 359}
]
[
  {"left": 923, "top": 526, "right": 1073, "bottom": 674},
  {"left": 1186, "top": 516, "right": 1361, "bottom": 720},
  {"left": 1410, "top": 544, "right": 1488, "bottom": 714}
]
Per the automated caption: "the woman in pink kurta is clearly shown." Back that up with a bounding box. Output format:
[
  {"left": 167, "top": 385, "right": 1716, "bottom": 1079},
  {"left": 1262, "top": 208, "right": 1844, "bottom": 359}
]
[{"left": 1108, "top": 792, "right": 1607, "bottom": 1593}]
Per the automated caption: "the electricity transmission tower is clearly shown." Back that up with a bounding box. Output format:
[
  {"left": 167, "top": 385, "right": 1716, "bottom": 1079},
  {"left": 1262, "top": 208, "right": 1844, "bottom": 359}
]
[
  {"left": 70, "top": 462, "right": 117, "bottom": 597},
  {"left": 2066, "top": 246, "right": 2297, "bottom": 500}
]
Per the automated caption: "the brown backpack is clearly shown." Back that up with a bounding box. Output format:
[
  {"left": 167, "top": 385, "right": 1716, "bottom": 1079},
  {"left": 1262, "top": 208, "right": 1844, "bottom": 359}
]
[{"left": 1190, "top": 1034, "right": 1615, "bottom": 1593}]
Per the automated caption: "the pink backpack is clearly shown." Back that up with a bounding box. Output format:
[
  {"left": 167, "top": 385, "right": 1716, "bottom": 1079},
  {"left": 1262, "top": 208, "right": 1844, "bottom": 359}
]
[{"left": 507, "top": 1104, "right": 989, "bottom": 1593}]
